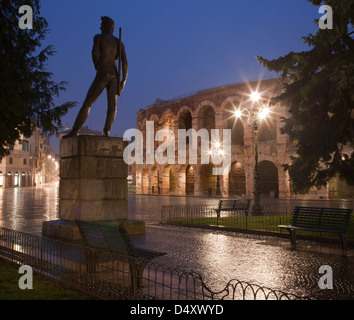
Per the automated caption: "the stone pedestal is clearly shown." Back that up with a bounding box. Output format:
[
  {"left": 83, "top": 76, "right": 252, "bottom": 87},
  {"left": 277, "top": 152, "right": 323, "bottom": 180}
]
[{"left": 42, "top": 135, "right": 145, "bottom": 241}]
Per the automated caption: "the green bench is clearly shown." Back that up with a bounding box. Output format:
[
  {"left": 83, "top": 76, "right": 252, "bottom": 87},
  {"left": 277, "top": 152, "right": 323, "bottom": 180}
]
[
  {"left": 214, "top": 198, "right": 251, "bottom": 217},
  {"left": 213, "top": 198, "right": 251, "bottom": 225},
  {"left": 278, "top": 206, "right": 352, "bottom": 249},
  {"left": 75, "top": 220, "right": 166, "bottom": 288}
]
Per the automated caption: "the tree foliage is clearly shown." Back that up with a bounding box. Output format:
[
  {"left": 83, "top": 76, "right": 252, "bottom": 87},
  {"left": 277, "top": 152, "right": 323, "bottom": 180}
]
[
  {"left": 0, "top": 0, "right": 76, "bottom": 158},
  {"left": 257, "top": 0, "right": 354, "bottom": 193}
]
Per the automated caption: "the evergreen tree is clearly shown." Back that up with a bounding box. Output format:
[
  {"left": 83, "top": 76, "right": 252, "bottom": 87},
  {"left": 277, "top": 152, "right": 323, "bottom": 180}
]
[
  {"left": 257, "top": 0, "right": 354, "bottom": 193},
  {"left": 0, "top": 0, "right": 76, "bottom": 157}
]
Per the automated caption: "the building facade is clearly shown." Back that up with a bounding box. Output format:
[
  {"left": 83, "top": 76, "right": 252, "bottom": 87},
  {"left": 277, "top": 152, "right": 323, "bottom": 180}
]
[
  {"left": 135, "top": 78, "right": 354, "bottom": 199},
  {"left": 0, "top": 128, "right": 58, "bottom": 188}
]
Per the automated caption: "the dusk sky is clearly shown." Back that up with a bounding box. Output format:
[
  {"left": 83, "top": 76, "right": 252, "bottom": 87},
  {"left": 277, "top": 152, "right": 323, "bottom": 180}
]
[{"left": 40, "top": 0, "right": 320, "bottom": 153}]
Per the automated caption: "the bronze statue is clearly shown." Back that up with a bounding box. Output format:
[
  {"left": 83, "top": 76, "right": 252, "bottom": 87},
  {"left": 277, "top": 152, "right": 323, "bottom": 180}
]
[{"left": 64, "top": 16, "right": 128, "bottom": 138}]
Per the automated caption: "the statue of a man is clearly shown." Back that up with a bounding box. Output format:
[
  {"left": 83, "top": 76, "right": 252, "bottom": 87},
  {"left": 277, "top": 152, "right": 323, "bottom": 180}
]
[{"left": 64, "top": 16, "right": 128, "bottom": 138}]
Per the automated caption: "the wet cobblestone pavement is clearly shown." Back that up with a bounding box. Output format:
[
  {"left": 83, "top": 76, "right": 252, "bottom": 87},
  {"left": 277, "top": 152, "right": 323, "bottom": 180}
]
[{"left": 0, "top": 183, "right": 353, "bottom": 300}]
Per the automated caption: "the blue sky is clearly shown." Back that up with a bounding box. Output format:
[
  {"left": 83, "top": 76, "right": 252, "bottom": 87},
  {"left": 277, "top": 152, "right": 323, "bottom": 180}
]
[{"left": 40, "top": 0, "right": 320, "bottom": 153}]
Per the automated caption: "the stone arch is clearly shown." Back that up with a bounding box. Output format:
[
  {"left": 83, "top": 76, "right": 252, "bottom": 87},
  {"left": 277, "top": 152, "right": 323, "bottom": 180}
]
[
  {"left": 21, "top": 172, "right": 27, "bottom": 187},
  {"left": 160, "top": 110, "right": 175, "bottom": 130},
  {"left": 161, "top": 165, "right": 176, "bottom": 194},
  {"left": 27, "top": 172, "right": 32, "bottom": 187},
  {"left": 150, "top": 166, "right": 159, "bottom": 194},
  {"left": 14, "top": 171, "right": 20, "bottom": 187},
  {"left": 259, "top": 160, "right": 279, "bottom": 198},
  {"left": 228, "top": 162, "right": 246, "bottom": 196},
  {"left": 149, "top": 114, "right": 160, "bottom": 151},
  {"left": 185, "top": 165, "right": 195, "bottom": 195},
  {"left": 195, "top": 101, "right": 217, "bottom": 131},
  {"left": 197, "top": 105, "right": 215, "bottom": 133},
  {"left": 7, "top": 171, "right": 13, "bottom": 187},
  {"left": 221, "top": 98, "right": 245, "bottom": 146},
  {"left": 142, "top": 167, "right": 149, "bottom": 194},
  {"left": 200, "top": 164, "right": 217, "bottom": 196},
  {"left": 258, "top": 118, "right": 277, "bottom": 142},
  {"left": 177, "top": 107, "right": 193, "bottom": 131}
]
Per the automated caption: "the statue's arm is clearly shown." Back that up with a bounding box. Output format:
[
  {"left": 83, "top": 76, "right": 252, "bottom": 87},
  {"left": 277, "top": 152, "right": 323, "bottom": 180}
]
[{"left": 92, "top": 35, "right": 101, "bottom": 70}]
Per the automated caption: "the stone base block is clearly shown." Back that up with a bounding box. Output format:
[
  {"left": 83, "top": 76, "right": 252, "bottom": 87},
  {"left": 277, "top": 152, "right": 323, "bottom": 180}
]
[
  {"left": 42, "top": 219, "right": 146, "bottom": 242},
  {"left": 59, "top": 199, "right": 128, "bottom": 221}
]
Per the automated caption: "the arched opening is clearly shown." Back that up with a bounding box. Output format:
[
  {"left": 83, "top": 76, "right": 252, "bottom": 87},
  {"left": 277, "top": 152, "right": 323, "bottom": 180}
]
[
  {"left": 186, "top": 165, "right": 195, "bottom": 195},
  {"left": 169, "top": 167, "right": 176, "bottom": 192},
  {"left": 228, "top": 162, "right": 246, "bottom": 196},
  {"left": 142, "top": 168, "right": 149, "bottom": 194},
  {"left": 198, "top": 105, "right": 215, "bottom": 134},
  {"left": 178, "top": 110, "right": 193, "bottom": 146},
  {"left": 0, "top": 171, "right": 3, "bottom": 187},
  {"left": 162, "top": 166, "right": 176, "bottom": 194},
  {"left": 200, "top": 164, "right": 217, "bottom": 196},
  {"left": 14, "top": 172, "right": 20, "bottom": 187},
  {"left": 21, "top": 172, "right": 27, "bottom": 187},
  {"left": 7, "top": 172, "right": 12, "bottom": 187},
  {"left": 229, "top": 117, "right": 244, "bottom": 146},
  {"left": 259, "top": 161, "right": 279, "bottom": 198},
  {"left": 258, "top": 119, "right": 276, "bottom": 142},
  {"left": 151, "top": 167, "right": 159, "bottom": 194},
  {"left": 178, "top": 110, "right": 192, "bottom": 130}
]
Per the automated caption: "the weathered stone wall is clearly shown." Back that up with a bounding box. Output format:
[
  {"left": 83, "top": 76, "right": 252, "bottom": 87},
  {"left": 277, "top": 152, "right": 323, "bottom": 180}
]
[
  {"left": 59, "top": 135, "right": 128, "bottom": 221},
  {"left": 135, "top": 79, "right": 349, "bottom": 199}
]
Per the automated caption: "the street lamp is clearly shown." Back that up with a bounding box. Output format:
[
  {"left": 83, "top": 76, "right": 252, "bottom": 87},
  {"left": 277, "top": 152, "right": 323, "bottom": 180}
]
[
  {"left": 234, "top": 91, "right": 271, "bottom": 215},
  {"left": 208, "top": 141, "right": 225, "bottom": 196}
]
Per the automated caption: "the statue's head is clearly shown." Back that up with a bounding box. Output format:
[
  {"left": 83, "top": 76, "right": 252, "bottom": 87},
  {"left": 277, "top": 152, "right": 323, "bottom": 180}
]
[{"left": 100, "top": 16, "right": 115, "bottom": 34}]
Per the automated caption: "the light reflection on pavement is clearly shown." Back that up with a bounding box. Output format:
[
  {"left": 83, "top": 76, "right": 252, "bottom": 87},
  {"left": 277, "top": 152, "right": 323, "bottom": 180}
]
[{"left": 0, "top": 183, "right": 353, "bottom": 299}]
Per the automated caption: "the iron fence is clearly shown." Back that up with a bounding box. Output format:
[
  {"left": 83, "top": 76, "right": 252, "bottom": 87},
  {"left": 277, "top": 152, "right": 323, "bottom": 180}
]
[
  {"left": 160, "top": 200, "right": 354, "bottom": 240},
  {"left": 0, "top": 227, "right": 306, "bottom": 300}
]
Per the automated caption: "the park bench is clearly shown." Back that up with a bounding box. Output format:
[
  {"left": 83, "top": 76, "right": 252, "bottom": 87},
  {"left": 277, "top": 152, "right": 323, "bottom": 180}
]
[
  {"left": 278, "top": 206, "right": 352, "bottom": 249},
  {"left": 75, "top": 220, "right": 166, "bottom": 288},
  {"left": 214, "top": 198, "right": 251, "bottom": 217},
  {"left": 213, "top": 198, "right": 251, "bottom": 225}
]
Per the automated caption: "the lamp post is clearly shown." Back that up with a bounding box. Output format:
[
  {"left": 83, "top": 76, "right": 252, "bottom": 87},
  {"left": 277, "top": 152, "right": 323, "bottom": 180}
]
[
  {"left": 208, "top": 141, "right": 224, "bottom": 196},
  {"left": 234, "top": 91, "right": 270, "bottom": 215}
]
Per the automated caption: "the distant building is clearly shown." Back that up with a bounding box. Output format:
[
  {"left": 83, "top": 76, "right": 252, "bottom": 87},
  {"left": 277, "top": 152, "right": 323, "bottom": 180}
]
[
  {"left": 0, "top": 127, "right": 58, "bottom": 188},
  {"left": 135, "top": 78, "right": 354, "bottom": 199}
]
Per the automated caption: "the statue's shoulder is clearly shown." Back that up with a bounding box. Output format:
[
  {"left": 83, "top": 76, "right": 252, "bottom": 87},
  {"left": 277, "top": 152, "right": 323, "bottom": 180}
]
[{"left": 93, "top": 34, "right": 102, "bottom": 42}]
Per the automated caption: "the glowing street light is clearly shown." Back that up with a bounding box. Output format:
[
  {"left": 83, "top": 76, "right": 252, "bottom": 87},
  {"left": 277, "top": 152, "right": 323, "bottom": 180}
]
[
  {"left": 234, "top": 91, "right": 271, "bottom": 215},
  {"left": 208, "top": 140, "right": 225, "bottom": 196},
  {"left": 250, "top": 91, "right": 261, "bottom": 102}
]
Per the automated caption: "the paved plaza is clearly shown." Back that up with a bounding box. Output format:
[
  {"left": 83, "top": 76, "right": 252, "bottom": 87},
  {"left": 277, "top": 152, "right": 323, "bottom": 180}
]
[{"left": 0, "top": 183, "right": 353, "bottom": 299}]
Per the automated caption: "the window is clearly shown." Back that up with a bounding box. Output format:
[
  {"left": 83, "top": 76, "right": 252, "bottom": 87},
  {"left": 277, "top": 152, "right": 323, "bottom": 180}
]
[
  {"left": 23, "top": 158, "right": 27, "bottom": 165},
  {"left": 9, "top": 157, "right": 13, "bottom": 164},
  {"left": 22, "top": 140, "right": 29, "bottom": 152}
]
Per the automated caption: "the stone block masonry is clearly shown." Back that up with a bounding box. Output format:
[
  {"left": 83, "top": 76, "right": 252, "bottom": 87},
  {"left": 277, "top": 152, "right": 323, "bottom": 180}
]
[
  {"left": 58, "top": 135, "right": 128, "bottom": 221},
  {"left": 43, "top": 135, "right": 145, "bottom": 241}
]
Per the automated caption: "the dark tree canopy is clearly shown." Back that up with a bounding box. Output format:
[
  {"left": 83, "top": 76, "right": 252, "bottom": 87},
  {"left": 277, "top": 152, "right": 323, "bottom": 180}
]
[
  {"left": 257, "top": 0, "right": 354, "bottom": 194},
  {"left": 0, "top": 0, "right": 76, "bottom": 157}
]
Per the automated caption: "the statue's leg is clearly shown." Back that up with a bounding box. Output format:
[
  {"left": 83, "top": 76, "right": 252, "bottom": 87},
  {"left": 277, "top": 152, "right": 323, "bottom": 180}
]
[
  {"left": 65, "top": 74, "right": 108, "bottom": 138},
  {"left": 103, "top": 78, "right": 118, "bottom": 137}
]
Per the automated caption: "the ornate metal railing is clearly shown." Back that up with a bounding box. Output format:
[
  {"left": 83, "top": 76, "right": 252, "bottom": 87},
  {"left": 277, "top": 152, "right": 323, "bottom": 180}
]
[{"left": 0, "top": 227, "right": 307, "bottom": 300}]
